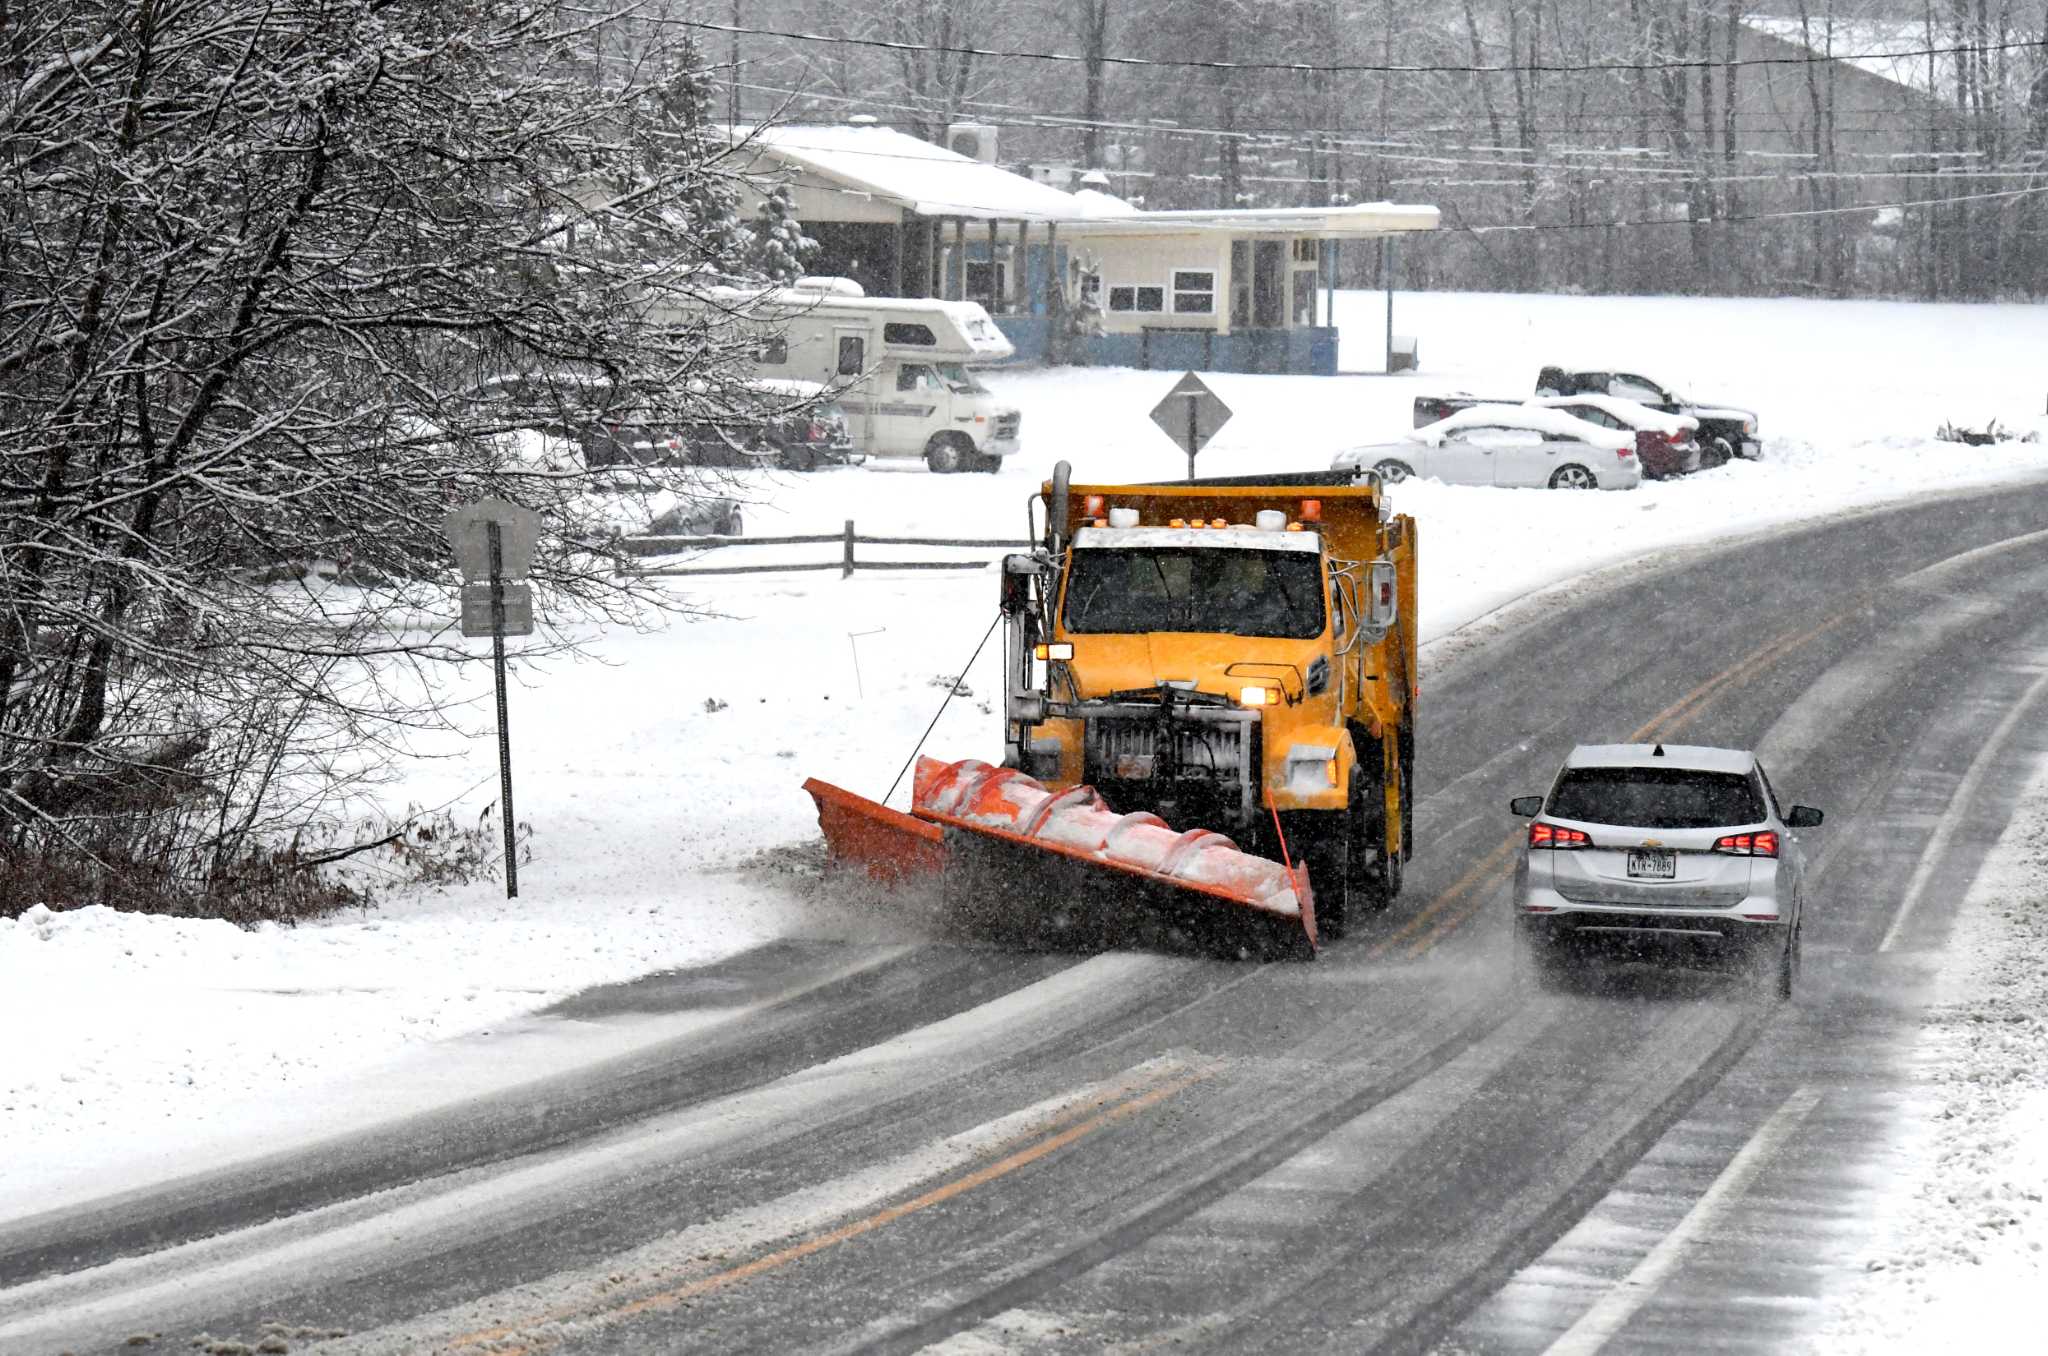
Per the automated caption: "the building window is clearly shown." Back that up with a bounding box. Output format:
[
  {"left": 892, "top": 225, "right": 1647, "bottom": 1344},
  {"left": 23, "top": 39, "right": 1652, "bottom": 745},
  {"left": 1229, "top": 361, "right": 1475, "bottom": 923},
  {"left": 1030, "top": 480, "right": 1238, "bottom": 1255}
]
[
  {"left": 1108, "top": 285, "right": 1164, "bottom": 313},
  {"left": 965, "top": 260, "right": 1007, "bottom": 301},
  {"left": 1292, "top": 269, "right": 1318, "bottom": 324},
  {"left": 1292, "top": 239, "right": 1320, "bottom": 263},
  {"left": 882, "top": 322, "right": 936, "bottom": 346},
  {"left": 1171, "top": 270, "right": 1215, "bottom": 314}
]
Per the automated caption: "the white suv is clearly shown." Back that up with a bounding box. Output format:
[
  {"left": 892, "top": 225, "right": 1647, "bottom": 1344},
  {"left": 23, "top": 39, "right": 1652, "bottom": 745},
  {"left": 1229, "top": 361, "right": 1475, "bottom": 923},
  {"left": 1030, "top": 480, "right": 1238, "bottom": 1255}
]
[{"left": 1509, "top": 743, "right": 1823, "bottom": 997}]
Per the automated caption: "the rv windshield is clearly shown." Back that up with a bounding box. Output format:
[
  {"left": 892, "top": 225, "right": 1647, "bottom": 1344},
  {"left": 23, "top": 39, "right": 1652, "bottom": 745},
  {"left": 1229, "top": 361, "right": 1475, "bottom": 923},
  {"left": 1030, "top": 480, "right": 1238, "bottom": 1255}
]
[
  {"left": 935, "top": 363, "right": 989, "bottom": 395},
  {"left": 1062, "top": 548, "right": 1325, "bottom": 639}
]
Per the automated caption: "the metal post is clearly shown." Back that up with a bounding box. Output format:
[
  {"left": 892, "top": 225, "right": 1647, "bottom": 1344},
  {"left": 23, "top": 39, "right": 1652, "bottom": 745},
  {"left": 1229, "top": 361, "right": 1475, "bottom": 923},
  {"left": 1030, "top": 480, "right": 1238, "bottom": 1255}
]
[
  {"left": 1185, "top": 396, "right": 1198, "bottom": 483},
  {"left": 1383, "top": 237, "right": 1394, "bottom": 374},
  {"left": 953, "top": 218, "right": 967, "bottom": 300},
  {"left": 842, "top": 519, "right": 856, "bottom": 578},
  {"left": 1044, "top": 221, "right": 1063, "bottom": 364},
  {"left": 488, "top": 521, "right": 518, "bottom": 899},
  {"left": 983, "top": 218, "right": 999, "bottom": 313},
  {"left": 1017, "top": 219, "right": 1030, "bottom": 315},
  {"left": 1326, "top": 239, "right": 1339, "bottom": 345}
]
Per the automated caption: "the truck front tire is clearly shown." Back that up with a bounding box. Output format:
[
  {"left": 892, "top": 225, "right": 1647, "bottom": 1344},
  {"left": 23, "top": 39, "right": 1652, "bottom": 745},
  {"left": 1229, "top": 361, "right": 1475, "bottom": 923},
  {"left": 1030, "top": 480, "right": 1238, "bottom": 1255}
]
[
  {"left": 925, "top": 433, "right": 971, "bottom": 474},
  {"left": 1282, "top": 811, "right": 1351, "bottom": 940}
]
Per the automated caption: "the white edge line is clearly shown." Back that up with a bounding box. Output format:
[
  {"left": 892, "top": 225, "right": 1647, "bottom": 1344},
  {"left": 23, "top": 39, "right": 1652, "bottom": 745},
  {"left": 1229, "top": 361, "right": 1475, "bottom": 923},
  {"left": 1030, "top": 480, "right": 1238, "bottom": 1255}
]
[
  {"left": 1879, "top": 664, "right": 2048, "bottom": 952},
  {"left": 1542, "top": 1084, "right": 1824, "bottom": 1356}
]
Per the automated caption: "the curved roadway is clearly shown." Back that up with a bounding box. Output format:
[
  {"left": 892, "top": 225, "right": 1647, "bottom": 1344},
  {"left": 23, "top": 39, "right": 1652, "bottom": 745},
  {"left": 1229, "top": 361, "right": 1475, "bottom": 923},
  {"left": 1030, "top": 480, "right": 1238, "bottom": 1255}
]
[{"left": 7, "top": 482, "right": 2048, "bottom": 1355}]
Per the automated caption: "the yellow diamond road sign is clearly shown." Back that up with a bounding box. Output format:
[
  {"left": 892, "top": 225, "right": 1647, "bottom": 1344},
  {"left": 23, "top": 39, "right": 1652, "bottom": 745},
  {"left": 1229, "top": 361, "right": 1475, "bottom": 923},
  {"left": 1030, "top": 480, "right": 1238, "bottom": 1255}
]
[{"left": 1149, "top": 371, "right": 1233, "bottom": 458}]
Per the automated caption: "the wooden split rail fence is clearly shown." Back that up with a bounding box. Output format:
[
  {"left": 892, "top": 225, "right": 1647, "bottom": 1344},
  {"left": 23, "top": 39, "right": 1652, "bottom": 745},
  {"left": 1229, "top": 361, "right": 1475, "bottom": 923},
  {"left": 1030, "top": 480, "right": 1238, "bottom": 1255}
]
[{"left": 620, "top": 520, "right": 1033, "bottom": 578}]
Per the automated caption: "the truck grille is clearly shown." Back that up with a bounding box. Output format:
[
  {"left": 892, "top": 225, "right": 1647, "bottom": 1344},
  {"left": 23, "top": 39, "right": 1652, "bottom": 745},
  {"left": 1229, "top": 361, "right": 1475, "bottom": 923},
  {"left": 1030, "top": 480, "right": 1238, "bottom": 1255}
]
[
  {"left": 1081, "top": 704, "right": 1259, "bottom": 825},
  {"left": 993, "top": 411, "right": 1022, "bottom": 439}
]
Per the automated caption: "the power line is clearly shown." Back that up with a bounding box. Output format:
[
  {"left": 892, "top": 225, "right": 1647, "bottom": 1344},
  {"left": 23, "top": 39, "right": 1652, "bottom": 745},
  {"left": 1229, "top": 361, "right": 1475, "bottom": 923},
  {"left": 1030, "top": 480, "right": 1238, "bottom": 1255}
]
[
  {"left": 692, "top": 15, "right": 2047, "bottom": 78},
  {"left": 726, "top": 101, "right": 2048, "bottom": 194},
  {"left": 732, "top": 76, "right": 2030, "bottom": 166},
  {"left": 1451, "top": 182, "right": 2048, "bottom": 233}
]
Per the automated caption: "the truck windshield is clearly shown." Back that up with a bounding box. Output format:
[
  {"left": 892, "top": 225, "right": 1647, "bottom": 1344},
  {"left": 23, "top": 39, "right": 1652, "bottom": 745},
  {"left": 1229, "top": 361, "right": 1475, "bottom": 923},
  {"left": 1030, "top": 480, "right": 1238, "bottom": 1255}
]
[
  {"left": 1062, "top": 548, "right": 1325, "bottom": 639},
  {"left": 935, "top": 362, "right": 989, "bottom": 395}
]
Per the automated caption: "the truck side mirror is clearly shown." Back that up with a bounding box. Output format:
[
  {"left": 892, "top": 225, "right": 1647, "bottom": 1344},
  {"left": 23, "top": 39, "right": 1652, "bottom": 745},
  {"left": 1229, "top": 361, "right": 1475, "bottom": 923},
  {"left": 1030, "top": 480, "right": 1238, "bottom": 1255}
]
[
  {"left": 1786, "top": 805, "right": 1824, "bottom": 828},
  {"left": 1509, "top": 796, "right": 1543, "bottom": 817}
]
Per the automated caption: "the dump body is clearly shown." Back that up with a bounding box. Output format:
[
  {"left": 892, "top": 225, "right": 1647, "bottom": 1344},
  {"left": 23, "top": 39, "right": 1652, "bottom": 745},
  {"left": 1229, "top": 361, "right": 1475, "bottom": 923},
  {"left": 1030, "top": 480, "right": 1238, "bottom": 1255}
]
[{"left": 998, "top": 470, "right": 1418, "bottom": 928}]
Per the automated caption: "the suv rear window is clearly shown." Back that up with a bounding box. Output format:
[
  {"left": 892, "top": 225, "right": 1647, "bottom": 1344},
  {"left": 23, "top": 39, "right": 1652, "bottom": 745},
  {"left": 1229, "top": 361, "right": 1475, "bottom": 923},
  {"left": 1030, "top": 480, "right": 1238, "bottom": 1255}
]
[{"left": 1546, "top": 767, "right": 1764, "bottom": 829}]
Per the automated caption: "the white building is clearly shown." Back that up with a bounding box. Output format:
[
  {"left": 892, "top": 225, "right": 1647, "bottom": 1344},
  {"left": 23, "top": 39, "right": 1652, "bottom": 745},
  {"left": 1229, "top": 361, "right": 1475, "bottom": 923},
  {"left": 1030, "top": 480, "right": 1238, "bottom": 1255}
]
[{"left": 726, "top": 122, "right": 1438, "bottom": 374}]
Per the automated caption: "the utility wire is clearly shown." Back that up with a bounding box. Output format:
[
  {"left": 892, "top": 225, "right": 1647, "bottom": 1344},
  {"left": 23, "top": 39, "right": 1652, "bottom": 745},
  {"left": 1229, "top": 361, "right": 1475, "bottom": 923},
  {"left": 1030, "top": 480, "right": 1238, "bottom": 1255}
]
[
  {"left": 689, "top": 15, "right": 2047, "bottom": 78},
  {"left": 731, "top": 77, "right": 2031, "bottom": 168},
  {"left": 884, "top": 611, "right": 1003, "bottom": 810}
]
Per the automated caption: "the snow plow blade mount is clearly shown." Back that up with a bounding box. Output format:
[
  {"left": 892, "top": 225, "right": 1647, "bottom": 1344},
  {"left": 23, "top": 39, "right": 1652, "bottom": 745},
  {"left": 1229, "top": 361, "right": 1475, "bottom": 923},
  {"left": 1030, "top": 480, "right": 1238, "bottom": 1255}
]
[{"left": 802, "top": 758, "right": 1317, "bottom": 960}]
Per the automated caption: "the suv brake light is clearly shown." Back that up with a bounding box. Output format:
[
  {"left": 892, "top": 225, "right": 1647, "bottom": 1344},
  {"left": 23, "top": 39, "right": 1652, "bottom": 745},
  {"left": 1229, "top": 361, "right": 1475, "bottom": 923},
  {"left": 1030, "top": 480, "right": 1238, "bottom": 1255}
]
[
  {"left": 1529, "top": 822, "right": 1590, "bottom": 849},
  {"left": 1712, "top": 830, "right": 1779, "bottom": 857}
]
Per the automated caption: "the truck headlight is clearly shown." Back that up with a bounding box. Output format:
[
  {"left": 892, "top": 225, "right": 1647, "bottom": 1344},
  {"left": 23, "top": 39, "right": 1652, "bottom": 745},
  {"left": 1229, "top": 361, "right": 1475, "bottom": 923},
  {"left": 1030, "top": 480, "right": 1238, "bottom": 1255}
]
[
  {"left": 1238, "top": 684, "right": 1275, "bottom": 707},
  {"left": 1744, "top": 418, "right": 1756, "bottom": 435},
  {"left": 1285, "top": 744, "right": 1341, "bottom": 792},
  {"left": 1035, "top": 642, "right": 1073, "bottom": 661}
]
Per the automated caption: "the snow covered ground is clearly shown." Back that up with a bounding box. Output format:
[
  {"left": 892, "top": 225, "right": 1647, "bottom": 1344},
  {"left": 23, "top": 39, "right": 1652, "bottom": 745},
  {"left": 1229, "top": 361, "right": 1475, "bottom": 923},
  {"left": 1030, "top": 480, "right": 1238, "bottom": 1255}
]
[
  {"left": 5, "top": 290, "right": 2048, "bottom": 1339},
  {"left": 1816, "top": 759, "right": 2048, "bottom": 1351}
]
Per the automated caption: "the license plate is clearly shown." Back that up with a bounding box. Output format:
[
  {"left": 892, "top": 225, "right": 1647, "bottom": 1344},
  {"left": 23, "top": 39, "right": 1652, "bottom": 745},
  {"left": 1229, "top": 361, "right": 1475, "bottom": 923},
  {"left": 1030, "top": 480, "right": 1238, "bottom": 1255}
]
[{"left": 1627, "top": 848, "right": 1677, "bottom": 879}]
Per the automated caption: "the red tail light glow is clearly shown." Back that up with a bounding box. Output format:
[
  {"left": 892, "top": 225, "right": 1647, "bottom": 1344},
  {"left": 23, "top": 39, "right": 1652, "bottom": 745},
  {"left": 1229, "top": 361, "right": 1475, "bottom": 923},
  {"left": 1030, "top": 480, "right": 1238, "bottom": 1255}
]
[
  {"left": 1713, "top": 830, "right": 1779, "bottom": 857},
  {"left": 1617, "top": 445, "right": 1634, "bottom": 459},
  {"left": 1300, "top": 499, "right": 1323, "bottom": 522},
  {"left": 1082, "top": 494, "right": 1106, "bottom": 517},
  {"left": 1529, "top": 822, "right": 1590, "bottom": 849}
]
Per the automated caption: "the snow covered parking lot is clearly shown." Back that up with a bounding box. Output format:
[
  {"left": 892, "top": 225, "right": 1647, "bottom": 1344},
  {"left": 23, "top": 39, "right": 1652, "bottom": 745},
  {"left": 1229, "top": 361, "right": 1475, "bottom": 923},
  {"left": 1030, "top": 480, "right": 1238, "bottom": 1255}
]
[{"left": 6, "top": 289, "right": 2048, "bottom": 1342}]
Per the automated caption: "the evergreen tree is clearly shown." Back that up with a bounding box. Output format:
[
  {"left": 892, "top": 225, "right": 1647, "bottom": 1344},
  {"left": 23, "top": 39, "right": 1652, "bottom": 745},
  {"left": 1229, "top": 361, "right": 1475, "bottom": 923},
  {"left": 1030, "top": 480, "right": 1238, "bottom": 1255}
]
[{"left": 751, "top": 186, "right": 819, "bottom": 284}]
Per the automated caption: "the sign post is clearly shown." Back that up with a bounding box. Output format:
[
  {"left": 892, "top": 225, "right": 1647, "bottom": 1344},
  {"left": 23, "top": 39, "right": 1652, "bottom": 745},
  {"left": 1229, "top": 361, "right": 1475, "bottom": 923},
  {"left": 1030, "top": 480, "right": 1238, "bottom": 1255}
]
[
  {"left": 1148, "top": 371, "right": 1233, "bottom": 482},
  {"left": 443, "top": 498, "right": 541, "bottom": 899}
]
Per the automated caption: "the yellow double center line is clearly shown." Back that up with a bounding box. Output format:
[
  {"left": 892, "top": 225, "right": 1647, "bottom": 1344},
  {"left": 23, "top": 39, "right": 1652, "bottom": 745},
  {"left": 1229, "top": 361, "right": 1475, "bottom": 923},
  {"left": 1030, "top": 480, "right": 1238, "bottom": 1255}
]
[
  {"left": 1372, "top": 606, "right": 1858, "bottom": 961},
  {"left": 448, "top": 1066, "right": 1213, "bottom": 1353}
]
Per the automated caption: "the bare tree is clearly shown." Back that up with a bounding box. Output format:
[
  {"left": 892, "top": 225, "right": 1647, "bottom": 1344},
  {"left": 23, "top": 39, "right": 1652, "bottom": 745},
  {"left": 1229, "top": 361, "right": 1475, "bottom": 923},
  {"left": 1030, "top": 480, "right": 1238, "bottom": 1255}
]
[{"left": 0, "top": 0, "right": 777, "bottom": 908}]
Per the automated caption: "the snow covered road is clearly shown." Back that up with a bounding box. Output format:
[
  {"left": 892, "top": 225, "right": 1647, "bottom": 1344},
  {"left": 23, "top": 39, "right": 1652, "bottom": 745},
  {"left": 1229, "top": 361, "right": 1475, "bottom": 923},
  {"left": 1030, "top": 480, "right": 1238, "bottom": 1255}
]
[{"left": 6, "top": 290, "right": 2048, "bottom": 1351}]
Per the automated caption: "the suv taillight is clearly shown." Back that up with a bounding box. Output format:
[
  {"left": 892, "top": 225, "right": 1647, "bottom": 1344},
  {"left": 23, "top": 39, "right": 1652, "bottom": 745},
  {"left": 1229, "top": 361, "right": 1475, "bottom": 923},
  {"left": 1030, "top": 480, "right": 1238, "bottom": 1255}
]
[
  {"left": 1712, "top": 830, "right": 1779, "bottom": 857},
  {"left": 805, "top": 420, "right": 827, "bottom": 442},
  {"left": 1529, "top": 822, "right": 1590, "bottom": 849}
]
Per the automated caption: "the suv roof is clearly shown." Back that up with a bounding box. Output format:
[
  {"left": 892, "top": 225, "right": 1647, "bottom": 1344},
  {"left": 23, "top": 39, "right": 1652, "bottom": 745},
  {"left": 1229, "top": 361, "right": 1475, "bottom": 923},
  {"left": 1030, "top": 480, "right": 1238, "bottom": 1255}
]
[{"left": 1563, "top": 743, "right": 1755, "bottom": 775}]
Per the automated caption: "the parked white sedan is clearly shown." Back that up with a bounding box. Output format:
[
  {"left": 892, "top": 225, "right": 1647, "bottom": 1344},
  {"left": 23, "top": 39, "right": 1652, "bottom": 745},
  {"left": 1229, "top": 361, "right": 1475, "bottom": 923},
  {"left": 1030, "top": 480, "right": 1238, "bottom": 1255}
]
[{"left": 1334, "top": 405, "right": 1643, "bottom": 490}]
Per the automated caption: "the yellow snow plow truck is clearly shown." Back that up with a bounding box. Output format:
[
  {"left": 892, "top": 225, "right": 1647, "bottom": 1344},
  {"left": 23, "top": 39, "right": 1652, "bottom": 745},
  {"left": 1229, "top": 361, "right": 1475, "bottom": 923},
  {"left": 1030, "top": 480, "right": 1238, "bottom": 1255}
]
[
  {"left": 998, "top": 463, "right": 1417, "bottom": 937},
  {"left": 802, "top": 461, "right": 1416, "bottom": 957}
]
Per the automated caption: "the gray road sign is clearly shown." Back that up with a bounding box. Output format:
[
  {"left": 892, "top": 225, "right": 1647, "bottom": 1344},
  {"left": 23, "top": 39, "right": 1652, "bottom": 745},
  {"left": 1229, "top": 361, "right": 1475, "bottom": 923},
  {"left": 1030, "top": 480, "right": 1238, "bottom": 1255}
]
[
  {"left": 1148, "top": 371, "right": 1233, "bottom": 459},
  {"left": 461, "top": 581, "right": 534, "bottom": 638},
  {"left": 443, "top": 498, "right": 541, "bottom": 582}
]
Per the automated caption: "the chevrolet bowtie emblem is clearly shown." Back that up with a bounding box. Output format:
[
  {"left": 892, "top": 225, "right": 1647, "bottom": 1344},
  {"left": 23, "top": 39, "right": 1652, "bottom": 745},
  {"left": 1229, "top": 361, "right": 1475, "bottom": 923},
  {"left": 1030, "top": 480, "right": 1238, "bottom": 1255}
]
[{"left": 1642, "top": 838, "right": 1663, "bottom": 847}]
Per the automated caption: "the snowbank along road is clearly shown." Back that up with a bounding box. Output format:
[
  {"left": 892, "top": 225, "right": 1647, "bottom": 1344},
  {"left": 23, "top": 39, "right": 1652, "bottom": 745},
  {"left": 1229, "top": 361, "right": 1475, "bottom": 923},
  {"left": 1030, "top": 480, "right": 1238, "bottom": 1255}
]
[{"left": 6, "top": 473, "right": 2048, "bottom": 1354}]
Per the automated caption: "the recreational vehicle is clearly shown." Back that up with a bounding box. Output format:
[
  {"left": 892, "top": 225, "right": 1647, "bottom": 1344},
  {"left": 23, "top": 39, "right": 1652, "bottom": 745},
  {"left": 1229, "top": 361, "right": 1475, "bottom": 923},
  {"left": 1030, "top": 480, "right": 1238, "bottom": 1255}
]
[{"left": 667, "top": 283, "right": 1023, "bottom": 473}]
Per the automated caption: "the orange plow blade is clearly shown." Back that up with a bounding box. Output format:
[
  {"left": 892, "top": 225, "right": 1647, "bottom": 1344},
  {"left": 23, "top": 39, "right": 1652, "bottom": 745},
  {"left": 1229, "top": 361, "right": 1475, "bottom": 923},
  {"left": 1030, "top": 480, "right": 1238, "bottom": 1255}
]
[
  {"left": 801, "top": 776, "right": 947, "bottom": 885},
  {"left": 801, "top": 759, "right": 1317, "bottom": 960}
]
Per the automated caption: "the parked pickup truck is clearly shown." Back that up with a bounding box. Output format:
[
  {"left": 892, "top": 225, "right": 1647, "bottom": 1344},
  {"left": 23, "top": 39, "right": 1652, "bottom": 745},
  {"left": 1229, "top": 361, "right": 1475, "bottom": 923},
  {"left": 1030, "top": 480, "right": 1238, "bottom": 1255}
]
[{"left": 1415, "top": 368, "right": 1763, "bottom": 468}]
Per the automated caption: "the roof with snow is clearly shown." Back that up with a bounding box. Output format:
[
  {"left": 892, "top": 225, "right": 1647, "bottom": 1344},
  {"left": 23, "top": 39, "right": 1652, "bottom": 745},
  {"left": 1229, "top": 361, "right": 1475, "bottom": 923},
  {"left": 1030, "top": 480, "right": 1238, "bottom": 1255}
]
[
  {"left": 728, "top": 123, "right": 1089, "bottom": 223},
  {"left": 727, "top": 124, "right": 1440, "bottom": 238},
  {"left": 1065, "top": 202, "right": 1440, "bottom": 239},
  {"left": 1413, "top": 404, "right": 1628, "bottom": 445}
]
